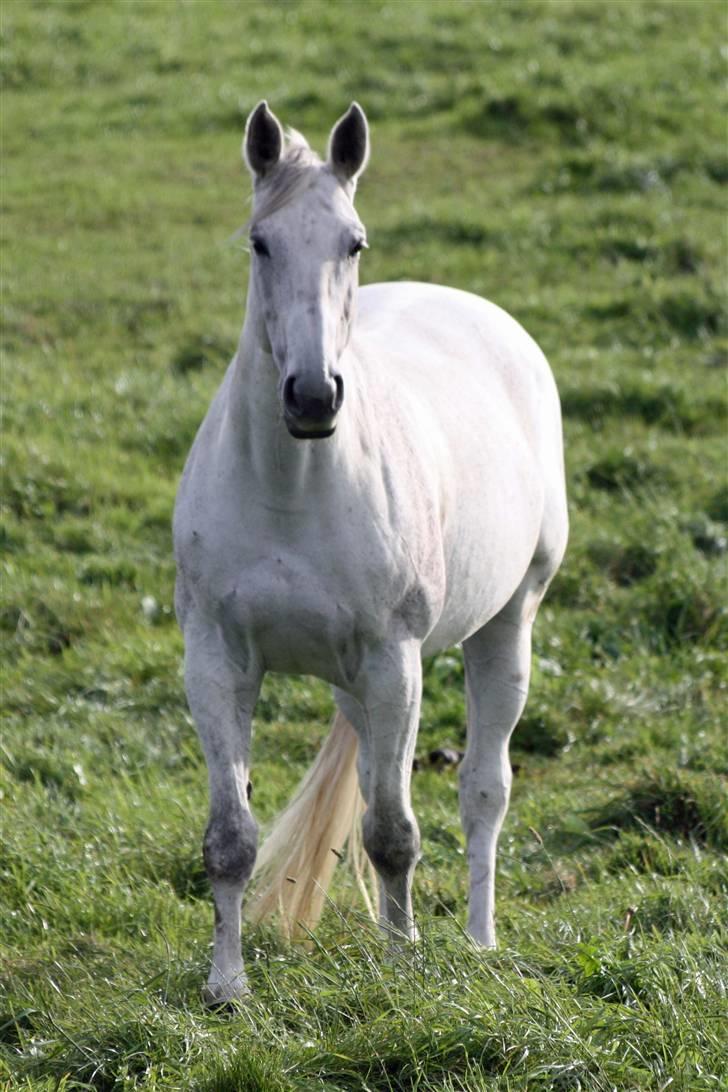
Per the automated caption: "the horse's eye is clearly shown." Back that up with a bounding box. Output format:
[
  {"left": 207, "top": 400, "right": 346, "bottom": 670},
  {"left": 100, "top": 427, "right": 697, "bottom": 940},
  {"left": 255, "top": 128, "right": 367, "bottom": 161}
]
[
  {"left": 251, "top": 237, "right": 270, "bottom": 258},
  {"left": 349, "top": 239, "right": 366, "bottom": 259}
]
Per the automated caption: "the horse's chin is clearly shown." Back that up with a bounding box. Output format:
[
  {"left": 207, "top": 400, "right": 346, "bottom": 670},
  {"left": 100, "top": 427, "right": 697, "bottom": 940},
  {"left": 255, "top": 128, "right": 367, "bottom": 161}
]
[{"left": 285, "top": 419, "right": 337, "bottom": 440}]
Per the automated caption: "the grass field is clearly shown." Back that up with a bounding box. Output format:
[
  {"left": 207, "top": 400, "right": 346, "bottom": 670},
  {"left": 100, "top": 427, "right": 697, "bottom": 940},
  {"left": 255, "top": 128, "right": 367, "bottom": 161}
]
[{"left": 1, "top": 1, "right": 727, "bottom": 1089}]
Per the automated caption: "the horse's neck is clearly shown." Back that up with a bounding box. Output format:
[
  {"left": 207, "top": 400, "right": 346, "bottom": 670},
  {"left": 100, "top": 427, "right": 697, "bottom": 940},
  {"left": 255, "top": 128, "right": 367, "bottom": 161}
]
[{"left": 227, "top": 311, "right": 349, "bottom": 499}]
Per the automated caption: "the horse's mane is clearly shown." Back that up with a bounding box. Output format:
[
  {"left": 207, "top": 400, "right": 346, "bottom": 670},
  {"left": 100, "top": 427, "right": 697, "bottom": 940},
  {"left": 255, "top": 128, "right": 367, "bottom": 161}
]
[{"left": 248, "top": 130, "right": 323, "bottom": 228}]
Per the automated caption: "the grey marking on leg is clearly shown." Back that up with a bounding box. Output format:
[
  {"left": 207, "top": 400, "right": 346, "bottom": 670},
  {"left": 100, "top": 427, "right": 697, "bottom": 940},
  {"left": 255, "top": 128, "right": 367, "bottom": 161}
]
[
  {"left": 362, "top": 806, "right": 420, "bottom": 880},
  {"left": 204, "top": 812, "right": 258, "bottom": 885}
]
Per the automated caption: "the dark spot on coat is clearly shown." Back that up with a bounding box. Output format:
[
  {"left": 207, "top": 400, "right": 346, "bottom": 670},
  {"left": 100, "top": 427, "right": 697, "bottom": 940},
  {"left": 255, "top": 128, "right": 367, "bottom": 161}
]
[{"left": 397, "top": 584, "right": 434, "bottom": 636}]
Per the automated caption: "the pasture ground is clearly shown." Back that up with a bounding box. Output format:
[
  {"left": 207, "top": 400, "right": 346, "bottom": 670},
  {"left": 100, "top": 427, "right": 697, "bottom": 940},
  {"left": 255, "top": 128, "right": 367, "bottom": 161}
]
[{"left": 1, "top": 2, "right": 726, "bottom": 1089}]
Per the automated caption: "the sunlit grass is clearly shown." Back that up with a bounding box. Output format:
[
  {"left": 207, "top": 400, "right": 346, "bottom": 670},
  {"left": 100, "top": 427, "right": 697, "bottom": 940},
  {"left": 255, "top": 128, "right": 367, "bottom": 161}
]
[{"left": 2, "top": 1, "right": 726, "bottom": 1088}]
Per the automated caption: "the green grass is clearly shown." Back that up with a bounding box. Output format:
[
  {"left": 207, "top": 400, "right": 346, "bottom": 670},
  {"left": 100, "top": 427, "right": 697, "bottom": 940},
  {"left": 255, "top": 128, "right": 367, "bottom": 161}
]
[{"left": 1, "top": 1, "right": 726, "bottom": 1088}]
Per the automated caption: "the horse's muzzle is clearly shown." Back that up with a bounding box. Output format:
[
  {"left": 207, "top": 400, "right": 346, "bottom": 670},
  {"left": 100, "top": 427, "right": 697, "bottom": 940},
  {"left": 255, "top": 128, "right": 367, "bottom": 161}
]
[{"left": 283, "top": 374, "right": 344, "bottom": 440}]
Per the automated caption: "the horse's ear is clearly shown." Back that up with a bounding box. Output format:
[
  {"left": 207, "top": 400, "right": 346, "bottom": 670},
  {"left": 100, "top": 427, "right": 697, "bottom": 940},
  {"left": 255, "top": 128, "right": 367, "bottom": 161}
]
[
  {"left": 244, "top": 101, "right": 284, "bottom": 180},
  {"left": 327, "top": 102, "right": 369, "bottom": 185}
]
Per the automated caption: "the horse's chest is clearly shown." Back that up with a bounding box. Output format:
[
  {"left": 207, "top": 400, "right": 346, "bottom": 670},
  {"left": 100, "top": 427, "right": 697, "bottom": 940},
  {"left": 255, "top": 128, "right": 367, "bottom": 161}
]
[
  {"left": 178, "top": 474, "right": 443, "bottom": 682},
  {"left": 237, "top": 563, "right": 373, "bottom": 681},
  {"left": 220, "top": 554, "right": 371, "bottom": 684}
]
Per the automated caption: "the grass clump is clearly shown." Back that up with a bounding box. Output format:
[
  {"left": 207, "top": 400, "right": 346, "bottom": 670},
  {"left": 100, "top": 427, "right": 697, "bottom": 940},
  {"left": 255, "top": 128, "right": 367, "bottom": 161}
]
[
  {"left": 586, "top": 539, "right": 658, "bottom": 587},
  {"left": 585, "top": 450, "right": 672, "bottom": 493},
  {"left": 589, "top": 768, "right": 728, "bottom": 851},
  {"left": 170, "top": 331, "right": 231, "bottom": 375},
  {"left": 512, "top": 707, "right": 573, "bottom": 757},
  {"left": 705, "top": 485, "right": 728, "bottom": 524},
  {"left": 638, "top": 566, "right": 727, "bottom": 650},
  {"left": 561, "top": 381, "right": 726, "bottom": 436}
]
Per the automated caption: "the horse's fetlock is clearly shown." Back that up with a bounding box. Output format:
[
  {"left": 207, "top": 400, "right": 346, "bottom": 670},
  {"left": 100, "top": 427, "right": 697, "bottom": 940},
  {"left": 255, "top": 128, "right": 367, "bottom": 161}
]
[{"left": 204, "top": 811, "right": 258, "bottom": 884}]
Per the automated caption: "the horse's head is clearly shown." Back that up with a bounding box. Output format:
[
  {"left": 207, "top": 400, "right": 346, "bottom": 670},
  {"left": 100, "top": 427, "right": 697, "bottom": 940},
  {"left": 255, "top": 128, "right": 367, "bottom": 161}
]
[{"left": 244, "top": 102, "right": 369, "bottom": 439}]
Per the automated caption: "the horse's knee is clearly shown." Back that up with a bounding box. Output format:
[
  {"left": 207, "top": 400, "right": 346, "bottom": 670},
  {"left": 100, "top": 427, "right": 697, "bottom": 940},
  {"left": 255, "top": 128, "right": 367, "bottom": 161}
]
[
  {"left": 203, "top": 808, "right": 258, "bottom": 886},
  {"left": 362, "top": 805, "right": 420, "bottom": 880}
]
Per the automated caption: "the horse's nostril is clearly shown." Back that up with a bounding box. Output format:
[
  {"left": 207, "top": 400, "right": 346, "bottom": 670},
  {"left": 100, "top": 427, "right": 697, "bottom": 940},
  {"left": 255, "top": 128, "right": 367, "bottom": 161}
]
[
  {"left": 333, "top": 374, "right": 344, "bottom": 411},
  {"left": 283, "top": 375, "right": 299, "bottom": 415}
]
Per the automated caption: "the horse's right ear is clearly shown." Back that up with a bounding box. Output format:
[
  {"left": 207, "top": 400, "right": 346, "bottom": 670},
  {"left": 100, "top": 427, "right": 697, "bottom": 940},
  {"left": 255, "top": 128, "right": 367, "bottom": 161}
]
[{"left": 243, "top": 101, "right": 284, "bottom": 180}]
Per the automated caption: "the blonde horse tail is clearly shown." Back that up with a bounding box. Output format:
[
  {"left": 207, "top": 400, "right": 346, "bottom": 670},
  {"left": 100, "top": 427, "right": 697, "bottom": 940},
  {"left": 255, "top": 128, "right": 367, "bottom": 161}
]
[{"left": 247, "top": 710, "right": 376, "bottom": 938}]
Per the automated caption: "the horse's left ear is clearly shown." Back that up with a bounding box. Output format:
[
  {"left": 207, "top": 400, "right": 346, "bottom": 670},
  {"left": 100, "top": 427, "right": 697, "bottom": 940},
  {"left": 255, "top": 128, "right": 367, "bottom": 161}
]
[{"left": 327, "top": 102, "right": 370, "bottom": 186}]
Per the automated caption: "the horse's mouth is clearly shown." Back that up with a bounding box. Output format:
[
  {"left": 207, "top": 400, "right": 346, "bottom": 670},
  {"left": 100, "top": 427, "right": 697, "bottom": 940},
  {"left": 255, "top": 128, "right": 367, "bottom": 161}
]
[{"left": 285, "top": 418, "right": 337, "bottom": 440}]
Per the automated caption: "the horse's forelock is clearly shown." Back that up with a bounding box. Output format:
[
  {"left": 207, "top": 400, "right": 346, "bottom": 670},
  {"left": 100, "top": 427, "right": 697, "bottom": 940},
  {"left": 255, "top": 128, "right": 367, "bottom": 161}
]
[{"left": 248, "top": 131, "right": 323, "bottom": 228}]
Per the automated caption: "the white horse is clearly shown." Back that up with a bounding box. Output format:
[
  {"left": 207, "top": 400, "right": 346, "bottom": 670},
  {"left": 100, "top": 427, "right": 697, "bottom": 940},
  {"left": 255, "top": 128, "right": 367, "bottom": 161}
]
[{"left": 174, "top": 101, "right": 568, "bottom": 1005}]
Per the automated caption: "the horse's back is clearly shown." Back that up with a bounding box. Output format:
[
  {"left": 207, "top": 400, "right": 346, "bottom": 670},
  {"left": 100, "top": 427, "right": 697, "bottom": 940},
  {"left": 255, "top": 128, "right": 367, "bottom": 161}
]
[{"left": 356, "top": 281, "right": 562, "bottom": 463}]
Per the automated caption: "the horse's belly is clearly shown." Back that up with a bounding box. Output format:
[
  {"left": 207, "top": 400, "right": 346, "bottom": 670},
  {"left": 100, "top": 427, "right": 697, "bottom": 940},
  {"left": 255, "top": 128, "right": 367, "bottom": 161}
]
[
  {"left": 422, "top": 547, "right": 530, "bottom": 656},
  {"left": 423, "top": 477, "right": 544, "bottom": 655}
]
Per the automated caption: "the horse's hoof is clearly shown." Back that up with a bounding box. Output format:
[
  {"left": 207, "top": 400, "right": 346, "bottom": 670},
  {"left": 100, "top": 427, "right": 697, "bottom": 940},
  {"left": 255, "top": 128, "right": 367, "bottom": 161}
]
[{"left": 202, "top": 975, "right": 250, "bottom": 1010}]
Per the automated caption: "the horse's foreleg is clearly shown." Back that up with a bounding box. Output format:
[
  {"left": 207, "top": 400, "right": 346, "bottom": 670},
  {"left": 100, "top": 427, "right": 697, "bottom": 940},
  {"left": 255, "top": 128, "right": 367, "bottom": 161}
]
[
  {"left": 460, "top": 609, "right": 533, "bottom": 948},
  {"left": 357, "top": 641, "right": 422, "bottom": 942},
  {"left": 183, "top": 620, "right": 262, "bottom": 1005}
]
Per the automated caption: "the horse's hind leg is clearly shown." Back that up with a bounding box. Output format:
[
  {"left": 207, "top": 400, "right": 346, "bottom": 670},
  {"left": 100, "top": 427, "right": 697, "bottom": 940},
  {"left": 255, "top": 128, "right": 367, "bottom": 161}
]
[
  {"left": 183, "top": 616, "right": 262, "bottom": 1005},
  {"left": 459, "top": 566, "right": 548, "bottom": 947}
]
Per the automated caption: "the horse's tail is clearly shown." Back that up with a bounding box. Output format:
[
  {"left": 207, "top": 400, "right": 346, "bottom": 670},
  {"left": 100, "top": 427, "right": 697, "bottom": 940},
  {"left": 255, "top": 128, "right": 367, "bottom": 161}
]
[{"left": 247, "top": 711, "right": 376, "bottom": 938}]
